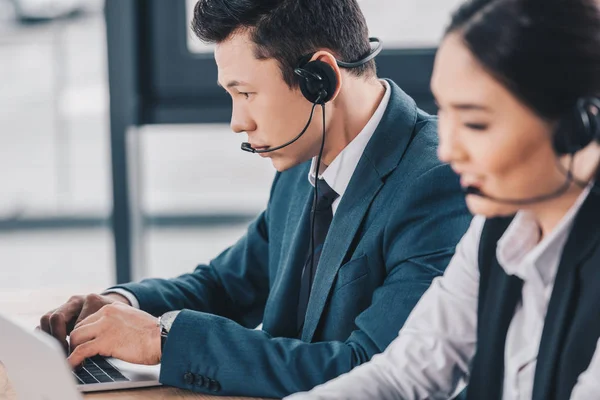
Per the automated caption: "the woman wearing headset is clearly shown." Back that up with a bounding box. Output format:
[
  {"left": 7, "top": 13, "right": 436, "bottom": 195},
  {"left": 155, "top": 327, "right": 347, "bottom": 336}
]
[{"left": 287, "top": 0, "right": 600, "bottom": 399}]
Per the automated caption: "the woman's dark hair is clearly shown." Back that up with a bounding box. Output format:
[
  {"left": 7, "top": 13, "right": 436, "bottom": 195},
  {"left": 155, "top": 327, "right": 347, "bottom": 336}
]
[
  {"left": 446, "top": 0, "right": 600, "bottom": 122},
  {"left": 191, "top": 0, "right": 375, "bottom": 87}
]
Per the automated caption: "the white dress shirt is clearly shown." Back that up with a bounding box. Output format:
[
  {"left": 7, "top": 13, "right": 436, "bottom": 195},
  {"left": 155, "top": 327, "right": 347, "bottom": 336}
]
[
  {"left": 287, "top": 186, "right": 597, "bottom": 400},
  {"left": 308, "top": 79, "right": 391, "bottom": 216},
  {"left": 106, "top": 80, "right": 391, "bottom": 311},
  {"left": 105, "top": 287, "right": 140, "bottom": 308}
]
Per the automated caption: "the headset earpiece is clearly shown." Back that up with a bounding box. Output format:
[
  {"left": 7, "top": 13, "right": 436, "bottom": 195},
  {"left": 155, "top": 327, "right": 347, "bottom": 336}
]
[
  {"left": 553, "top": 97, "right": 600, "bottom": 155},
  {"left": 293, "top": 38, "right": 382, "bottom": 106},
  {"left": 294, "top": 60, "right": 338, "bottom": 104}
]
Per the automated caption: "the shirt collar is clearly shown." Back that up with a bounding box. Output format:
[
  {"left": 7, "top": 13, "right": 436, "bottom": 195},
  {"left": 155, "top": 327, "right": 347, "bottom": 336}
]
[
  {"left": 497, "top": 184, "right": 592, "bottom": 286},
  {"left": 308, "top": 79, "right": 391, "bottom": 198}
]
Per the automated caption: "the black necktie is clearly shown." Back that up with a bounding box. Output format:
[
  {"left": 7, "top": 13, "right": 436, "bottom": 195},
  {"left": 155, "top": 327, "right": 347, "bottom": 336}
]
[{"left": 297, "top": 178, "right": 339, "bottom": 333}]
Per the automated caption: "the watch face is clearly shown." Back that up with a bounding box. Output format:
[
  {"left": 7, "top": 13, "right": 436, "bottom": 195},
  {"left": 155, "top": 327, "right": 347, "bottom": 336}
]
[{"left": 161, "top": 310, "right": 180, "bottom": 333}]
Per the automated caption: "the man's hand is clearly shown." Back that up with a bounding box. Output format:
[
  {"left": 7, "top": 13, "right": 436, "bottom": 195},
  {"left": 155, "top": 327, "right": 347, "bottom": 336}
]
[
  {"left": 67, "top": 302, "right": 161, "bottom": 368},
  {"left": 39, "top": 293, "right": 131, "bottom": 353}
]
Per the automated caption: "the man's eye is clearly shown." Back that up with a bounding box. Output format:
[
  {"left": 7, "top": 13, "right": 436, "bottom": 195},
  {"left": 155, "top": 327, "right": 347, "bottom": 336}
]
[{"left": 239, "top": 92, "right": 252, "bottom": 99}]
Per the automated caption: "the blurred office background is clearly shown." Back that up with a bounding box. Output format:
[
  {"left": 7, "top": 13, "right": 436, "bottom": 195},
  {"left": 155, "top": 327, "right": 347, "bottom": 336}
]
[{"left": 0, "top": 0, "right": 462, "bottom": 292}]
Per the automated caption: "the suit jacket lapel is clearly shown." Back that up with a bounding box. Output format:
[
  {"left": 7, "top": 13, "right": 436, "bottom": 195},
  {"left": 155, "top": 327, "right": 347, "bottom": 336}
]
[
  {"left": 533, "top": 185, "right": 600, "bottom": 399},
  {"left": 266, "top": 183, "right": 313, "bottom": 337},
  {"left": 302, "top": 80, "right": 420, "bottom": 341}
]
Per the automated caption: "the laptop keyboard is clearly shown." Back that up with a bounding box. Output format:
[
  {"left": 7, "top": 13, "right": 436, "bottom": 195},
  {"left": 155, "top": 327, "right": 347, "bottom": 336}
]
[{"left": 73, "top": 356, "right": 130, "bottom": 385}]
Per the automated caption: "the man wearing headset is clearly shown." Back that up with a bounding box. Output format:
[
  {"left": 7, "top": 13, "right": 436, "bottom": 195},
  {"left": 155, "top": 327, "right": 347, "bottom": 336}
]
[{"left": 38, "top": 0, "right": 470, "bottom": 397}]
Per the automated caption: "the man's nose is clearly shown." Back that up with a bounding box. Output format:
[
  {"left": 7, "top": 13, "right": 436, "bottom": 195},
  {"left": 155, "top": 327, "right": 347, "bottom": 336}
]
[{"left": 230, "top": 104, "right": 256, "bottom": 134}]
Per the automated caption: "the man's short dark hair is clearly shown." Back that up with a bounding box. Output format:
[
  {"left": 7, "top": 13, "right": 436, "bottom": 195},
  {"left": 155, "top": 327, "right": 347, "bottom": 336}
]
[{"left": 191, "top": 0, "right": 376, "bottom": 87}]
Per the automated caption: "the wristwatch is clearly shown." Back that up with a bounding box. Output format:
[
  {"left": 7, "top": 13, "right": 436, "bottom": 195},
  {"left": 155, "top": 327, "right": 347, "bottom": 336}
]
[{"left": 158, "top": 310, "right": 181, "bottom": 356}]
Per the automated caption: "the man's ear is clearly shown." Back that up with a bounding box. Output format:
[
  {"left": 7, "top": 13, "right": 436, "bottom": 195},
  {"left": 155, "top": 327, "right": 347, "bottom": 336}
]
[{"left": 310, "top": 51, "right": 343, "bottom": 102}]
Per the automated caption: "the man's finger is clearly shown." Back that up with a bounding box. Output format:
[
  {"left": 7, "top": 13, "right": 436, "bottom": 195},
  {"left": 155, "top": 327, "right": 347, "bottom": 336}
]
[
  {"left": 70, "top": 320, "right": 102, "bottom": 350},
  {"left": 74, "top": 308, "right": 104, "bottom": 331},
  {"left": 49, "top": 300, "right": 84, "bottom": 340},
  {"left": 67, "top": 340, "right": 102, "bottom": 369},
  {"left": 39, "top": 311, "right": 54, "bottom": 335},
  {"left": 49, "top": 312, "right": 69, "bottom": 353},
  {"left": 74, "top": 296, "right": 106, "bottom": 328}
]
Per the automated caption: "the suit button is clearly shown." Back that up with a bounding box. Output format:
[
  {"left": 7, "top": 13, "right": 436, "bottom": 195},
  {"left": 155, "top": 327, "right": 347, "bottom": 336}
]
[
  {"left": 208, "top": 379, "right": 221, "bottom": 392},
  {"left": 195, "top": 374, "right": 205, "bottom": 386},
  {"left": 183, "top": 372, "right": 195, "bottom": 385}
]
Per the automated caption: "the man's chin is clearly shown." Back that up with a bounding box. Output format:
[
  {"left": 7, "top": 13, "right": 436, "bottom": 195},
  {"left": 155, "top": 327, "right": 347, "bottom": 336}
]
[
  {"left": 271, "top": 157, "right": 307, "bottom": 172},
  {"left": 271, "top": 159, "right": 293, "bottom": 172}
]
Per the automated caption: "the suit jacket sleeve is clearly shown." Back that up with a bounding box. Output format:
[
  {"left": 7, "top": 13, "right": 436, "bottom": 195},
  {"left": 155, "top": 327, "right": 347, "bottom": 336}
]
[
  {"left": 157, "top": 163, "right": 472, "bottom": 398},
  {"left": 109, "top": 173, "right": 282, "bottom": 329}
]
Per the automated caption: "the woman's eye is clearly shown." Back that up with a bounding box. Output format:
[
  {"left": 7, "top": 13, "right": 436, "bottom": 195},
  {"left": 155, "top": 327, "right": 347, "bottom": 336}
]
[
  {"left": 464, "top": 123, "right": 488, "bottom": 131},
  {"left": 239, "top": 92, "right": 252, "bottom": 99}
]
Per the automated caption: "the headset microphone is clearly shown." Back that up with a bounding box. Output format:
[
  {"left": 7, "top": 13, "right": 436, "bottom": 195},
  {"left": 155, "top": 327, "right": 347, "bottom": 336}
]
[
  {"left": 463, "top": 175, "right": 572, "bottom": 206},
  {"left": 463, "top": 157, "right": 575, "bottom": 205},
  {"left": 240, "top": 92, "right": 324, "bottom": 154},
  {"left": 240, "top": 142, "right": 254, "bottom": 153}
]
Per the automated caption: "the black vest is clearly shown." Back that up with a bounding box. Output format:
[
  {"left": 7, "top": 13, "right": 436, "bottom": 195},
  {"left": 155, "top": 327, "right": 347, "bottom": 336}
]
[{"left": 467, "top": 188, "right": 600, "bottom": 400}]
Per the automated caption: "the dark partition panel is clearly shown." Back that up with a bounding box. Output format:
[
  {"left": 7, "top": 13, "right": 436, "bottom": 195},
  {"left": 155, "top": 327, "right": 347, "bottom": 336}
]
[{"left": 105, "top": 0, "right": 437, "bottom": 283}]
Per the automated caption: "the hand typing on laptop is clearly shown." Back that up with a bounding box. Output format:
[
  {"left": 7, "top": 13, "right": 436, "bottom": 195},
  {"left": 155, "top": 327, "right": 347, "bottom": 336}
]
[
  {"left": 67, "top": 302, "right": 162, "bottom": 368},
  {"left": 38, "top": 293, "right": 162, "bottom": 369},
  {"left": 39, "top": 293, "right": 130, "bottom": 354}
]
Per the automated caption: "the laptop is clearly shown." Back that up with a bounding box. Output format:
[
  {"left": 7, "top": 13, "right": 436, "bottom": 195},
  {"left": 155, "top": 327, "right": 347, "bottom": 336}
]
[{"left": 0, "top": 313, "right": 161, "bottom": 399}]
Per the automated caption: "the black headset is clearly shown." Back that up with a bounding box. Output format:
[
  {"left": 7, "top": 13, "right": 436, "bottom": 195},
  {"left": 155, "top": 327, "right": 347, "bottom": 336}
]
[
  {"left": 553, "top": 96, "right": 600, "bottom": 155},
  {"left": 241, "top": 37, "right": 382, "bottom": 154},
  {"left": 294, "top": 37, "right": 383, "bottom": 105}
]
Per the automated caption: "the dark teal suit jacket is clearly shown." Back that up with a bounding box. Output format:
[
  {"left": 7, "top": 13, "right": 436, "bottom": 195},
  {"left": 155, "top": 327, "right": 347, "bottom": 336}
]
[{"left": 113, "top": 80, "right": 471, "bottom": 398}]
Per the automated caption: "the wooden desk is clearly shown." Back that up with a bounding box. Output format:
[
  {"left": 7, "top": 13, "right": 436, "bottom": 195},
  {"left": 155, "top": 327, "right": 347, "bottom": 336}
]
[{"left": 0, "top": 288, "right": 265, "bottom": 400}]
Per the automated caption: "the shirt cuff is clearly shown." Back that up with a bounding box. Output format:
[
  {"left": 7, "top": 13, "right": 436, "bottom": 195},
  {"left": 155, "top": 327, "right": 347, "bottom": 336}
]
[{"left": 103, "top": 288, "right": 140, "bottom": 309}]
